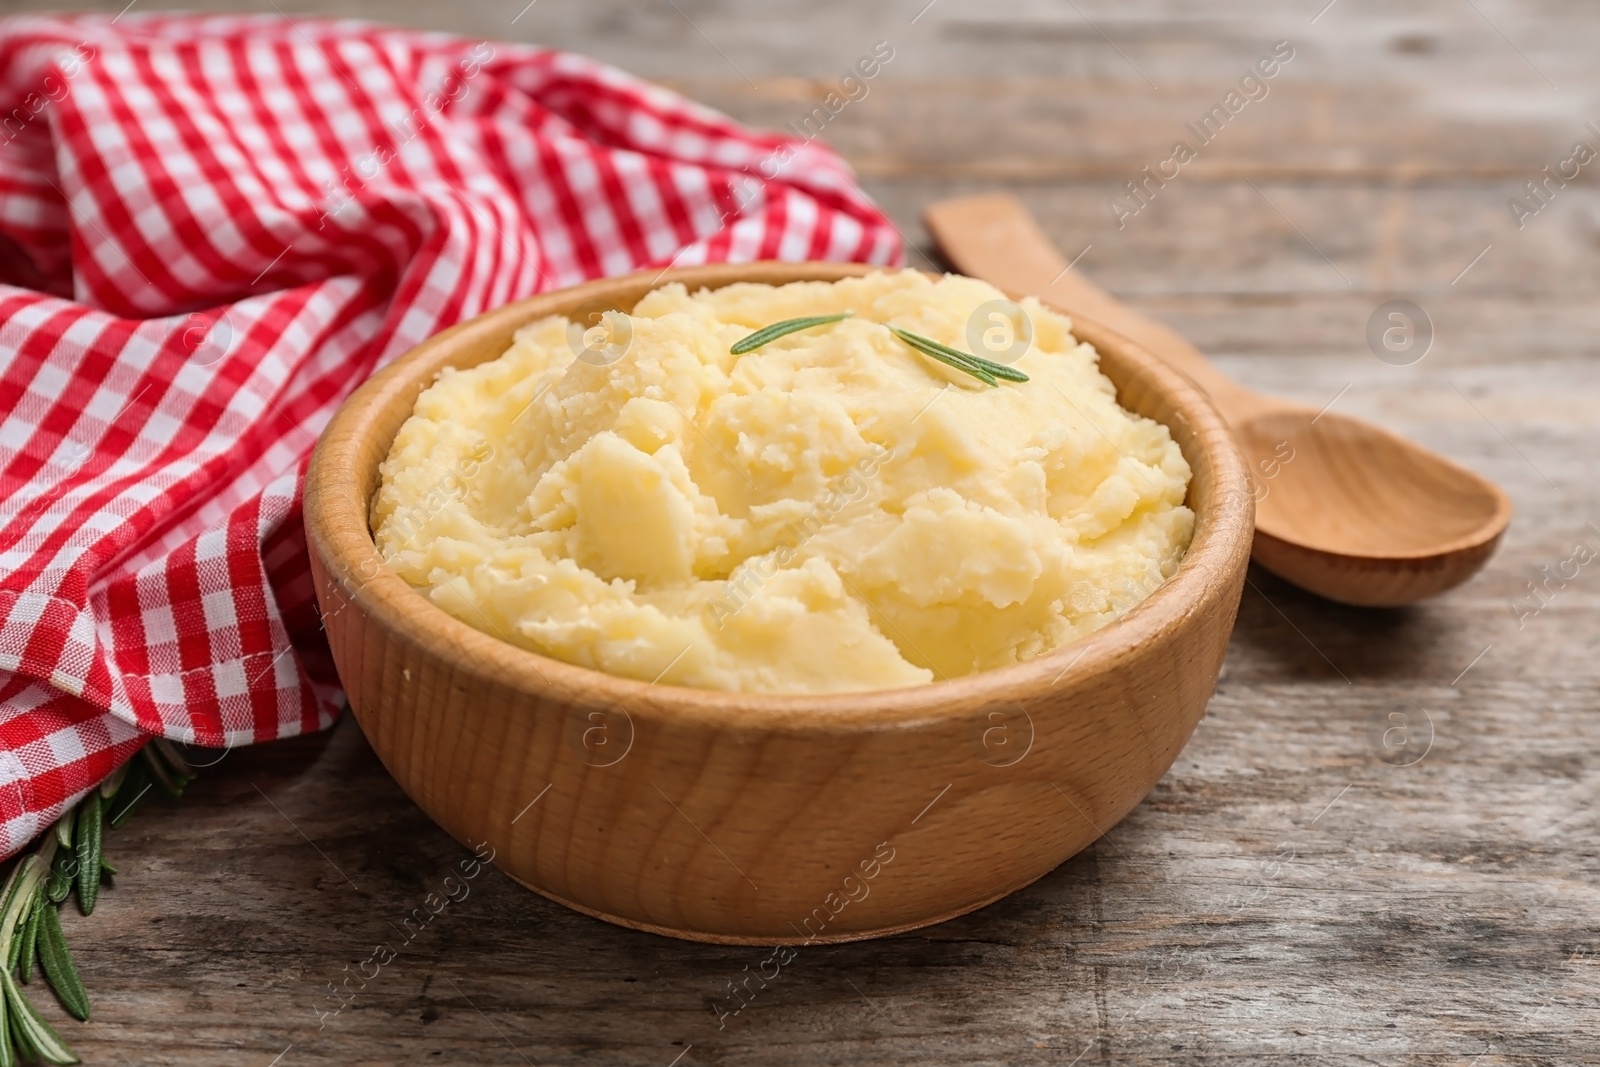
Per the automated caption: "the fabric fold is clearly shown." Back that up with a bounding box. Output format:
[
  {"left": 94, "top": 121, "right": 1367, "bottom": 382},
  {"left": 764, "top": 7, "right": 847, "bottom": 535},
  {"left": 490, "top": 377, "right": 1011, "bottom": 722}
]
[{"left": 0, "top": 13, "right": 902, "bottom": 856}]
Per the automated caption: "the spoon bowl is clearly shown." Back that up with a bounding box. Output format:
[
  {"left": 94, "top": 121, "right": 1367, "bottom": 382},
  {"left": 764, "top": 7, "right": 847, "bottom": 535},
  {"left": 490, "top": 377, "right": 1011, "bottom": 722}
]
[
  {"left": 925, "top": 193, "right": 1512, "bottom": 607},
  {"left": 1237, "top": 408, "right": 1510, "bottom": 605}
]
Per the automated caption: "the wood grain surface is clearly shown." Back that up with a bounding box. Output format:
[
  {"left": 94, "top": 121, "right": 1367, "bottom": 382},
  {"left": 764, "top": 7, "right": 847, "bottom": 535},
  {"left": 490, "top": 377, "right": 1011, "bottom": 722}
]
[{"left": 10, "top": 0, "right": 1600, "bottom": 1063}]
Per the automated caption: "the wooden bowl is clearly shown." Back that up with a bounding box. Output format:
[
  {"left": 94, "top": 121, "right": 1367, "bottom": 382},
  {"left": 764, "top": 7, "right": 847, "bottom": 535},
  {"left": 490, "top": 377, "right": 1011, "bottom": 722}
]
[{"left": 303, "top": 262, "right": 1253, "bottom": 944}]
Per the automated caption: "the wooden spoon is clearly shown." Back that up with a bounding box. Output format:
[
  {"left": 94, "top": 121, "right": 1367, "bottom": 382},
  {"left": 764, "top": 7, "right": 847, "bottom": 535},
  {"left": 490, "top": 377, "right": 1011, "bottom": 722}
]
[{"left": 924, "top": 193, "right": 1511, "bottom": 607}]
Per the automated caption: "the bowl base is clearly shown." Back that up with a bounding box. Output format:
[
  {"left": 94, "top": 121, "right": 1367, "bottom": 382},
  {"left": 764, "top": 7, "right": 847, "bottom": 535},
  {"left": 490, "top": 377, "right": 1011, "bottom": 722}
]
[{"left": 506, "top": 872, "right": 1045, "bottom": 946}]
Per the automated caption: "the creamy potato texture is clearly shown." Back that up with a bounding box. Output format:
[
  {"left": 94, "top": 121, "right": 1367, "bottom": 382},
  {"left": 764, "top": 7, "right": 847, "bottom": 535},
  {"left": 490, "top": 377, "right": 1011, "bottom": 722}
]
[{"left": 371, "top": 270, "right": 1194, "bottom": 693}]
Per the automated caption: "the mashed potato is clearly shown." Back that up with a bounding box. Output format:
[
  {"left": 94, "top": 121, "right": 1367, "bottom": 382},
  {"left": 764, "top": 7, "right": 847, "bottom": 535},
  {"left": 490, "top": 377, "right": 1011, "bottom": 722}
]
[{"left": 371, "top": 270, "right": 1193, "bottom": 693}]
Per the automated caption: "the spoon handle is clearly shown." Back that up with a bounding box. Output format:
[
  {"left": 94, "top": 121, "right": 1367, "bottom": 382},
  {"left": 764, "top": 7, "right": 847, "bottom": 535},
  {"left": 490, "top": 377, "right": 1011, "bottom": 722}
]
[{"left": 923, "top": 194, "right": 1258, "bottom": 418}]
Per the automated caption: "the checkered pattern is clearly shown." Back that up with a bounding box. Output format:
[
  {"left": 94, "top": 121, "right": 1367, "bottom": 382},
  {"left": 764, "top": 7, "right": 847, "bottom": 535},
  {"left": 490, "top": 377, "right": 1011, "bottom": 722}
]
[{"left": 0, "top": 14, "right": 902, "bottom": 857}]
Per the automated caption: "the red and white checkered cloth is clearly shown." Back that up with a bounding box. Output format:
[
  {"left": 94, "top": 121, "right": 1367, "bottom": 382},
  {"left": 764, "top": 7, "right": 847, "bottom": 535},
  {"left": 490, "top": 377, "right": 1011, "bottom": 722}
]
[{"left": 0, "top": 14, "right": 901, "bottom": 858}]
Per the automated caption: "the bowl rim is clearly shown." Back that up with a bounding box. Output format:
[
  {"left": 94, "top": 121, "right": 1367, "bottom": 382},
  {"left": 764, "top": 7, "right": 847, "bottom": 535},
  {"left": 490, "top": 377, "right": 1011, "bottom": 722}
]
[{"left": 304, "top": 261, "right": 1252, "bottom": 729}]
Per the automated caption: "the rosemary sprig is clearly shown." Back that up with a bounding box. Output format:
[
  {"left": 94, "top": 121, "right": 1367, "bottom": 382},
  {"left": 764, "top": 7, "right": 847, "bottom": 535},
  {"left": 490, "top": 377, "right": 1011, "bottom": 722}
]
[
  {"left": 0, "top": 742, "right": 197, "bottom": 1065},
  {"left": 727, "top": 312, "right": 1030, "bottom": 388},
  {"left": 70, "top": 798, "right": 100, "bottom": 919},
  {"left": 887, "top": 327, "right": 1030, "bottom": 384},
  {"left": 888, "top": 327, "right": 998, "bottom": 386},
  {"left": 729, "top": 312, "right": 852, "bottom": 354}
]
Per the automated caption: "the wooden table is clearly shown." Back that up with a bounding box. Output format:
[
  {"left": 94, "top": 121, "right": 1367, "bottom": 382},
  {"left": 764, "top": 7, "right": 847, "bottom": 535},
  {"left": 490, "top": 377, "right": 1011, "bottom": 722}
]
[{"left": 11, "top": 0, "right": 1599, "bottom": 1062}]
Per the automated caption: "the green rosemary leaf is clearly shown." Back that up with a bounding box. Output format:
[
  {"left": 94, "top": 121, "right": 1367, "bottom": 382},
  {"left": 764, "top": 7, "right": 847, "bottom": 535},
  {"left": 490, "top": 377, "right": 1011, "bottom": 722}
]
[
  {"left": 0, "top": 859, "right": 43, "bottom": 950},
  {"left": 0, "top": 857, "right": 52, "bottom": 1067},
  {"left": 888, "top": 327, "right": 1029, "bottom": 383},
  {"left": 6, "top": 884, "right": 41, "bottom": 980},
  {"left": 152, "top": 739, "right": 196, "bottom": 780},
  {"left": 106, "top": 761, "right": 151, "bottom": 830},
  {"left": 3, "top": 970, "right": 79, "bottom": 1063},
  {"left": 34, "top": 907, "right": 88, "bottom": 1024},
  {"left": 0, "top": 867, "right": 28, "bottom": 943},
  {"left": 96, "top": 765, "right": 127, "bottom": 803},
  {"left": 729, "top": 312, "right": 852, "bottom": 354},
  {"left": 3, "top": 896, "right": 29, "bottom": 976},
  {"left": 73, "top": 796, "right": 102, "bottom": 917},
  {"left": 956, "top": 351, "right": 1030, "bottom": 381},
  {"left": 5, "top": 1008, "right": 32, "bottom": 1067},
  {"left": 106, "top": 799, "right": 144, "bottom": 832},
  {"left": 17, "top": 907, "right": 40, "bottom": 986},
  {"left": 0, "top": 982, "right": 13, "bottom": 1067},
  {"left": 52, "top": 814, "right": 72, "bottom": 856},
  {"left": 142, "top": 747, "right": 188, "bottom": 798},
  {"left": 4, "top": 1020, "right": 26, "bottom": 1067},
  {"left": 892, "top": 326, "right": 1029, "bottom": 380},
  {"left": 887, "top": 327, "right": 997, "bottom": 386},
  {"left": 44, "top": 853, "right": 72, "bottom": 907}
]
